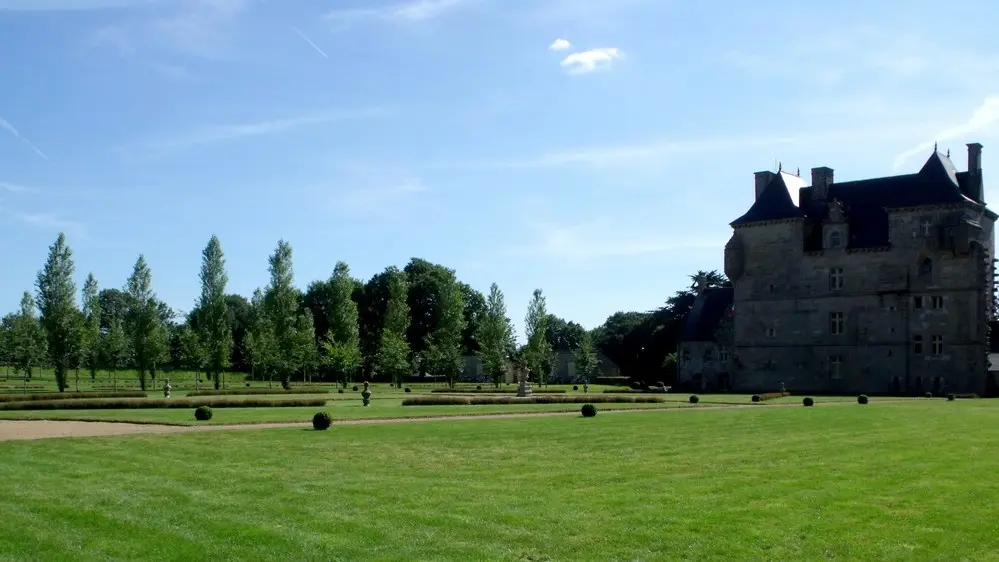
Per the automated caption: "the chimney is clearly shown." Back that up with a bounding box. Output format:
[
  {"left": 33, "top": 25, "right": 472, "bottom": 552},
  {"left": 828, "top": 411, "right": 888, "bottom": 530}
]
[
  {"left": 968, "top": 143, "right": 984, "bottom": 202},
  {"left": 754, "top": 171, "right": 775, "bottom": 200},
  {"left": 811, "top": 167, "right": 834, "bottom": 201}
]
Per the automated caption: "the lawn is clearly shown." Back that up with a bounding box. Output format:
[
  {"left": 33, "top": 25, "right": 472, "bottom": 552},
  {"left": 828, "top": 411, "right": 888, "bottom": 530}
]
[{"left": 1, "top": 400, "right": 997, "bottom": 560}]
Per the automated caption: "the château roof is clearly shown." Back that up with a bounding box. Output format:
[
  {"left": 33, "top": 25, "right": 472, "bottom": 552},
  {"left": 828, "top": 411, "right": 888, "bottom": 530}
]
[
  {"left": 730, "top": 172, "right": 803, "bottom": 226},
  {"left": 680, "top": 287, "right": 734, "bottom": 343}
]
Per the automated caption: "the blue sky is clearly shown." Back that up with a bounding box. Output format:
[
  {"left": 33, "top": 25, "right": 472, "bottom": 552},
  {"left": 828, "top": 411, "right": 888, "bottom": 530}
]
[{"left": 2, "top": 0, "right": 999, "bottom": 335}]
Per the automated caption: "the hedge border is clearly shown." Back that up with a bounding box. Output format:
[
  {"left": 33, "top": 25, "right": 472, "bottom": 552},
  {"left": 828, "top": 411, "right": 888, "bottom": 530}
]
[
  {"left": 403, "top": 395, "right": 664, "bottom": 406},
  {"left": 0, "top": 397, "right": 327, "bottom": 411}
]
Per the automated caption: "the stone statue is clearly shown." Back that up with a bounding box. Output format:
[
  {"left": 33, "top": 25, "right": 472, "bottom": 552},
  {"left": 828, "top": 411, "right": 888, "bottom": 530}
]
[
  {"left": 163, "top": 379, "right": 172, "bottom": 398},
  {"left": 361, "top": 381, "right": 372, "bottom": 407},
  {"left": 517, "top": 369, "right": 534, "bottom": 398},
  {"left": 583, "top": 382, "right": 589, "bottom": 393}
]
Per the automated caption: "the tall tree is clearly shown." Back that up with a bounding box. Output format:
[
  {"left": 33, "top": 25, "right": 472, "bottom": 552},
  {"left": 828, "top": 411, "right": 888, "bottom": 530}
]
[
  {"left": 404, "top": 258, "right": 454, "bottom": 360},
  {"left": 197, "top": 235, "right": 233, "bottom": 389},
  {"left": 294, "top": 309, "right": 319, "bottom": 383},
  {"left": 10, "top": 291, "right": 47, "bottom": 381},
  {"left": 0, "top": 313, "right": 13, "bottom": 380},
  {"left": 35, "top": 233, "right": 81, "bottom": 392},
  {"left": 263, "top": 240, "right": 302, "bottom": 382},
  {"left": 318, "top": 262, "right": 362, "bottom": 387},
  {"left": 243, "top": 288, "right": 276, "bottom": 383},
  {"left": 523, "top": 289, "right": 552, "bottom": 385},
  {"left": 98, "top": 288, "right": 129, "bottom": 332},
  {"left": 545, "top": 315, "right": 586, "bottom": 352},
  {"left": 81, "top": 273, "right": 102, "bottom": 382},
  {"left": 477, "top": 283, "right": 515, "bottom": 388},
  {"left": 375, "top": 267, "right": 411, "bottom": 388},
  {"left": 177, "top": 324, "right": 207, "bottom": 386},
  {"left": 459, "top": 283, "right": 486, "bottom": 355},
  {"left": 573, "top": 330, "right": 598, "bottom": 385},
  {"left": 103, "top": 316, "right": 128, "bottom": 391},
  {"left": 423, "top": 272, "right": 466, "bottom": 388},
  {"left": 124, "top": 255, "right": 162, "bottom": 391},
  {"left": 356, "top": 269, "right": 393, "bottom": 378}
]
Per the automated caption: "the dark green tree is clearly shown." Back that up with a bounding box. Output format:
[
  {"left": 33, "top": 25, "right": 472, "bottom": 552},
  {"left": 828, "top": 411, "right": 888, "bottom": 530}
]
[
  {"left": 477, "top": 283, "right": 515, "bottom": 388},
  {"left": 81, "top": 273, "right": 102, "bottom": 382},
  {"left": 124, "top": 255, "right": 162, "bottom": 391},
  {"left": 10, "top": 291, "right": 47, "bottom": 381},
  {"left": 375, "top": 266, "right": 411, "bottom": 388},
  {"left": 35, "top": 233, "right": 81, "bottom": 392},
  {"left": 197, "top": 235, "right": 233, "bottom": 389}
]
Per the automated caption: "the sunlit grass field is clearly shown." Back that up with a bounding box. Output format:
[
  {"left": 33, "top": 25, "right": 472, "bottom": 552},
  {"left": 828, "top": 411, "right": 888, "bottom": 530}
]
[{"left": 1, "top": 400, "right": 997, "bottom": 560}]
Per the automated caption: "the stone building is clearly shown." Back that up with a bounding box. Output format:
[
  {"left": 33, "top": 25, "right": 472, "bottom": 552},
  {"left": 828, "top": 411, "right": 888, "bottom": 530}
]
[{"left": 679, "top": 143, "right": 996, "bottom": 395}]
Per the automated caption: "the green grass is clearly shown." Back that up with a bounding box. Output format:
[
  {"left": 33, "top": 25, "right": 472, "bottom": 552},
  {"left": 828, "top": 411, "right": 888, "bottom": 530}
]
[{"left": 1, "top": 401, "right": 997, "bottom": 560}]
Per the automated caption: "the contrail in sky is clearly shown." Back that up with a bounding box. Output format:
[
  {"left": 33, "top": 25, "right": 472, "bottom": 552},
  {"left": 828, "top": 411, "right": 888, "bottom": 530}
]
[
  {"left": 0, "top": 114, "right": 49, "bottom": 160},
  {"left": 290, "top": 26, "right": 329, "bottom": 59}
]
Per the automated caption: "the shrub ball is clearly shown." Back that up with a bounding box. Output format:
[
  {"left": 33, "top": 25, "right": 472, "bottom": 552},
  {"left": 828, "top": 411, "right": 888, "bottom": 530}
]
[
  {"left": 404, "top": 387, "right": 412, "bottom": 393},
  {"left": 857, "top": 394, "right": 869, "bottom": 405},
  {"left": 657, "top": 381, "right": 666, "bottom": 388},
  {"left": 751, "top": 394, "right": 761, "bottom": 403},
  {"left": 803, "top": 397, "right": 814, "bottom": 407},
  {"left": 194, "top": 405, "right": 213, "bottom": 421},
  {"left": 337, "top": 388, "right": 344, "bottom": 394},
  {"left": 948, "top": 393, "right": 956, "bottom": 401},
  {"left": 631, "top": 381, "right": 644, "bottom": 390},
  {"left": 925, "top": 391, "right": 933, "bottom": 398},
  {"left": 476, "top": 385, "right": 482, "bottom": 391},
  {"left": 581, "top": 403, "right": 597, "bottom": 417},
  {"left": 689, "top": 395, "right": 699, "bottom": 404},
  {"left": 352, "top": 385, "right": 359, "bottom": 392},
  {"left": 572, "top": 385, "right": 579, "bottom": 391},
  {"left": 312, "top": 411, "right": 333, "bottom": 431}
]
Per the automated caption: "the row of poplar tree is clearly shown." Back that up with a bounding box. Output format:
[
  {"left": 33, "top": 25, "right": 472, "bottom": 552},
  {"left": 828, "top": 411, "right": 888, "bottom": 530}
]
[{"left": 1, "top": 234, "right": 600, "bottom": 392}]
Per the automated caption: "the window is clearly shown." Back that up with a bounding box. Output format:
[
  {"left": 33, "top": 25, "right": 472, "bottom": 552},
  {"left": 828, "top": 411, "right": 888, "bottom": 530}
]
[
  {"left": 829, "top": 268, "right": 844, "bottom": 290},
  {"left": 765, "top": 327, "right": 777, "bottom": 338},
  {"left": 829, "top": 355, "right": 844, "bottom": 379},
  {"left": 829, "top": 312, "right": 845, "bottom": 335},
  {"left": 919, "top": 258, "right": 932, "bottom": 276},
  {"left": 829, "top": 231, "right": 842, "bottom": 248},
  {"left": 704, "top": 349, "right": 713, "bottom": 361},
  {"left": 931, "top": 296, "right": 944, "bottom": 309},
  {"left": 920, "top": 218, "right": 933, "bottom": 237},
  {"left": 913, "top": 334, "right": 923, "bottom": 354},
  {"left": 720, "top": 349, "right": 730, "bottom": 361},
  {"left": 913, "top": 296, "right": 924, "bottom": 309},
  {"left": 932, "top": 335, "right": 943, "bottom": 356}
]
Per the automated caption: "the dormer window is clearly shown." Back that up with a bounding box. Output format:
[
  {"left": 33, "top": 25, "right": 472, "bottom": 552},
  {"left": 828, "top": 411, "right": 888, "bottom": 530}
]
[
  {"left": 829, "top": 231, "right": 843, "bottom": 248},
  {"left": 919, "top": 258, "right": 932, "bottom": 277}
]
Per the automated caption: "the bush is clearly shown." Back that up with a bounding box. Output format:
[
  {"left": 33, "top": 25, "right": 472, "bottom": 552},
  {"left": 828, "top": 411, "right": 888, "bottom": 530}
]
[
  {"left": 0, "top": 391, "right": 146, "bottom": 403},
  {"left": 803, "top": 397, "right": 814, "bottom": 407},
  {"left": 751, "top": 395, "right": 761, "bottom": 403},
  {"left": 0, "top": 397, "right": 327, "bottom": 411},
  {"left": 281, "top": 377, "right": 291, "bottom": 391},
  {"left": 476, "top": 385, "right": 482, "bottom": 390},
  {"left": 947, "top": 393, "right": 956, "bottom": 401},
  {"left": 925, "top": 391, "right": 933, "bottom": 398},
  {"left": 758, "top": 392, "right": 791, "bottom": 401},
  {"left": 689, "top": 395, "right": 699, "bottom": 404},
  {"left": 194, "top": 405, "right": 213, "bottom": 421},
  {"left": 572, "top": 385, "right": 579, "bottom": 391},
  {"left": 581, "top": 404, "right": 597, "bottom": 417},
  {"left": 352, "top": 385, "right": 359, "bottom": 392},
  {"left": 431, "top": 388, "right": 566, "bottom": 394},
  {"left": 631, "top": 381, "right": 644, "bottom": 390},
  {"left": 402, "top": 395, "right": 664, "bottom": 406},
  {"left": 656, "top": 381, "right": 666, "bottom": 388},
  {"left": 187, "top": 388, "right": 329, "bottom": 397},
  {"left": 312, "top": 411, "right": 332, "bottom": 430},
  {"left": 404, "top": 387, "right": 412, "bottom": 393},
  {"left": 858, "top": 394, "right": 869, "bottom": 405},
  {"left": 337, "top": 389, "right": 344, "bottom": 394}
]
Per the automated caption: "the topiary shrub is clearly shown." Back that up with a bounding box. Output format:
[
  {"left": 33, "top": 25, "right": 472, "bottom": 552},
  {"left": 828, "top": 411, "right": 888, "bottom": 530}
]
[
  {"left": 858, "top": 394, "right": 869, "bottom": 405},
  {"left": 337, "top": 388, "right": 344, "bottom": 394},
  {"left": 689, "top": 395, "right": 699, "bottom": 404},
  {"left": 751, "top": 394, "right": 761, "bottom": 403},
  {"left": 572, "top": 385, "right": 579, "bottom": 391},
  {"left": 657, "top": 381, "right": 666, "bottom": 389},
  {"left": 194, "top": 405, "right": 213, "bottom": 421},
  {"left": 803, "top": 397, "right": 814, "bottom": 407},
  {"left": 352, "top": 385, "right": 359, "bottom": 392},
  {"left": 581, "top": 404, "right": 597, "bottom": 417},
  {"left": 476, "top": 385, "right": 482, "bottom": 391},
  {"left": 925, "top": 391, "right": 933, "bottom": 398},
  {"left": 312, "top": 411, "right": 332, "bottom": 430},
  {"left": 631, "top": 381, "right": 644, "bottom": 390},
  {"left": 404, "top": 387, "right": 411, "bottom": 393},
  {"left": 281, "top": 377, "right": 291, "bottom": 391},
  {"left": 948, "top": 393, "right": 956, "bottom": 401}
]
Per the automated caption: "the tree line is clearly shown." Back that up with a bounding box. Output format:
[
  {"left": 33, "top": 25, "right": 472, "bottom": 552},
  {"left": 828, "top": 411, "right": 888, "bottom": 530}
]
[{"left": 0, "top": 233, "right": 726, "bottom": 391}]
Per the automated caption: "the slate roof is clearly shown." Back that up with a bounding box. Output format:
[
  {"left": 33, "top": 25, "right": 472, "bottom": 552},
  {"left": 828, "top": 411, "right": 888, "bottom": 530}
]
[
  {"left": 732, "top": 151, "right": 984, "bottom": 250},
  {"left": 730, "top": 172, "right": 803, "bottom": 226},
  {"left": 680, "top": 287, "right": 734, "bottom": 343}
]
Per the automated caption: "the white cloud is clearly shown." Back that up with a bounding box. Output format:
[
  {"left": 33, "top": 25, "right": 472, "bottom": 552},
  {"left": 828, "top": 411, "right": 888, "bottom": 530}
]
[
  {"left": 139, "top": 106, "right": 391, "bottom": 151},
  {"left": 548, "top": 38, "right": 571, "bottom": 51},
  {"left": 326, "top": 0, "right": 468, "bottom": 26},
  {"left": 0, "top": 115, "right": 48, "bottom": 160},
  {"left": 0, "top": 208, "right": 85, "bottom": 236},
  {"left": 333, "top": 179, "right": 429, "bottom": 213},
  {"left": 892, "top": 96, "right": 999, "bottom": 170},
  {"left": 560, "top": 47, "right": 622, "bottom": 74},
  {"left": 290, "top": 25, "right": 328, "bottom": 59}
]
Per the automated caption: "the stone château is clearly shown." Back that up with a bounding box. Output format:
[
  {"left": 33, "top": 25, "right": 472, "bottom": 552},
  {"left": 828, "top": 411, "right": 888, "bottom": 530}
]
[{"left": 678, "top": 143, "right": 996, "bottom": 395}]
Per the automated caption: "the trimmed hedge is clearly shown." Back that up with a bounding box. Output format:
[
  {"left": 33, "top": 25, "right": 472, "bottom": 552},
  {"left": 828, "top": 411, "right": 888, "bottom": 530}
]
[
  {"left": 751, "top": 395, "right": 761, "bottom": 403},
  {"left": 759, "top": 392, "right": 791, "bottom": 401},
  {"left": 924, "top": 391, "right": 933, "bottom": 398},
  {"left": 0, "top": 397, "right": 327, "bottom": 411},
  {"left": 689, "top": 395, "right": 699, "bottom": 404},
  {"left": 803, "top": 397, "right": 814, "bottom": 407},
  {"left": 402, "top": 395, "right": 664, "bottom": 406},
  {"left": 947, "top": 393, "right": 956, "bottom": 401},
  {"left": 186, "top": 388, "right": 330, "bottom": 397},
  {"left": 858, "top": 394, "right": 869, "bottom": 404},
  {"left": 194, "top": 406, "right": 213, "bottom": 421},
  {"left": 581, "top": 404, "right": 597, "bottom": 417},
  {"left": 0, "top": 391, "right": 146, "bottom": 403},
  {"left": 312, "top": 412, "right": 332, "bottom": 430},
  {"left": 430, "top": 388, "right": 567, "bottom": 394}
]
